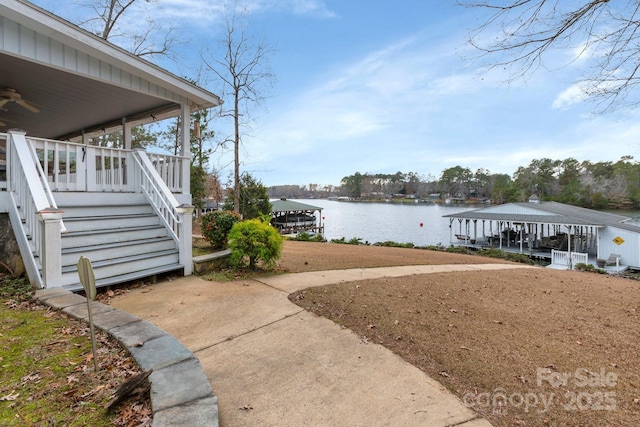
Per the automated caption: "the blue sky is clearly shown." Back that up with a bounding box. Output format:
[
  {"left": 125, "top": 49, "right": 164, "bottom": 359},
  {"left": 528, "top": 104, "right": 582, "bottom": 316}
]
[{"left": 30, "top": 0, "right": 640, "bottom": 187}]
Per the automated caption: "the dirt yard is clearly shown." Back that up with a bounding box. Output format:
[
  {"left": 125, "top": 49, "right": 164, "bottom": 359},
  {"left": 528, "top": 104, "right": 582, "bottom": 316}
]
[{"left": 278, "top": 241, "right": 640, "bottom": 427}]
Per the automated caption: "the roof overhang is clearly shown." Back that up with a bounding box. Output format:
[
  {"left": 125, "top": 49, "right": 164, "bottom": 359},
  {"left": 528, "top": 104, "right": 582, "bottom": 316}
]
[
  {"left": 443, "top": 211, "right": 604, "bottom": 227},
  {"left": 0, "top": 0, "right": 222, "bottom": 140}
]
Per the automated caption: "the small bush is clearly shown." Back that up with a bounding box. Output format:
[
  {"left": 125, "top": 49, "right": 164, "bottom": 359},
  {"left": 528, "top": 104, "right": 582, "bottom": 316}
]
[
  {"left": 373, "top": 241, "right": 415, "bottom": 248},
  {"left": 228, "top": 219, "right": 284, "bottom": 270},
  {"left": 330, "top": 237, "right": 368, "bottom": 245},
  {"left": 446, "top": 245, "right": 472, "bottom": 254},
  {"left": 200, "top": 210, "right": 241, "bottom": 249},
  {"left": 291, "top": 232, "right": 327, "bottom": 242},
  {"left": 575, "top": 262, "right": 607, "bottom": 274},
  {"left": 504, "top": 253, "right": 536, "bottom": 265},
  {"left": 477, "top": 248, "right": 506, "bottom": 259}
]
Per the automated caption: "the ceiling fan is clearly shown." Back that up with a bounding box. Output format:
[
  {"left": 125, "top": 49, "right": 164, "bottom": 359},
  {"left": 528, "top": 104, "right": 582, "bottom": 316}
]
[{"left": 0, "top": 88, "right": 40, "bottom": 113}]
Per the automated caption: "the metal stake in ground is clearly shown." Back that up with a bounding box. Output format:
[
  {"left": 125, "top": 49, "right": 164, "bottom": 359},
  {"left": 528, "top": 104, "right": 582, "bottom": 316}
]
[{"left": 77, "top": 256, "right": 99, "bottom": 371}]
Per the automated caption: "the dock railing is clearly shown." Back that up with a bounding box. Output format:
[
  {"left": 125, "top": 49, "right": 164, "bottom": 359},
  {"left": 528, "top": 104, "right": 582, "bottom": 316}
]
[{"left": 551, "top": 249, "right": 588, "bottom": 269}]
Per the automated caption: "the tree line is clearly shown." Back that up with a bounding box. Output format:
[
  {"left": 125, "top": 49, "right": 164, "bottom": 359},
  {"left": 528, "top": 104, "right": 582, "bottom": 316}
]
[{"left": 269, "top": 156, "right": 640, "bottom": 210}]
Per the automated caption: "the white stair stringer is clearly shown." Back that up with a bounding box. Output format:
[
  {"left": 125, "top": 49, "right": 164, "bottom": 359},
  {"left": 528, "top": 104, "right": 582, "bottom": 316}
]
[{"left": 53, "top": 192, "right": 183, "bottom": 290}]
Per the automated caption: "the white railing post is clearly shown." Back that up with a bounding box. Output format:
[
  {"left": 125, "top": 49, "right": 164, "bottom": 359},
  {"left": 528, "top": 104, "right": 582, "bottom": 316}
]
[
  {"left": 176, "top": 204, "right": 194, "bottom": 275},
  {"left": 38, "top": 208, "right": 64, "bottom": 287},
  {"left": 180, "top": 156, "right": 189, "bottom": 195}
]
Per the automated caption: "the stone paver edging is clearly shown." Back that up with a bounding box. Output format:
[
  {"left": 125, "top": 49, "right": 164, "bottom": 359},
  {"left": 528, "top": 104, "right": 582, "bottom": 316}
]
[{"left": 35, "top": 288, "right": 219, "bottom": 427}]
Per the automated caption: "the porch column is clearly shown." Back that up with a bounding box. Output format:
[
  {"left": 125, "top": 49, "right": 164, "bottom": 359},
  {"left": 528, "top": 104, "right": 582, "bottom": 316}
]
[
  {"left": 122, "top": 118, "right": 135, "bottom": 191},
  {"left": 449, "top": 218, "right": 454, "bottom": 243},
  {"left": 38, "top": 208, "right": 64, "bottom": 288},
  {"left": 122, "top": 118, "right": 132, "bottom": 150},
  {"left": 180, "top": 104, "right": 191, "bottom": 195}
]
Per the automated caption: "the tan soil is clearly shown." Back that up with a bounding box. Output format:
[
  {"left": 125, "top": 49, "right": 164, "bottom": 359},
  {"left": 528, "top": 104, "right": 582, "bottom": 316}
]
[{"left": 277, "top": 241, "right": 640, "bottom": 427}]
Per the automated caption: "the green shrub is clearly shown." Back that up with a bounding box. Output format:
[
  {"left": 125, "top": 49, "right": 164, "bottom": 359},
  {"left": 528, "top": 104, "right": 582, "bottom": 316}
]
[
  {"left": 330, "top": 237, "right": 368, "bottom": 245},
  {"left": 228, "top": 219, "right": 283, "bottom": 269},
  {"left": 200, "top": 210, "right": 241, "bottom": 249},
  {"left": 291, "top": 232, "right": 327, "bottom": 242},
  {"left": 504, "top": 253, "right": 536, "bottom": 265},
  {"left": 574, "top": 263, "right": 607, "bottom": 274},
  {"left": 477, "top": 248, "right": 506, "bottom": 258},
  {"left": 373, "top": 241, "right": 415, "bottom": 248}
]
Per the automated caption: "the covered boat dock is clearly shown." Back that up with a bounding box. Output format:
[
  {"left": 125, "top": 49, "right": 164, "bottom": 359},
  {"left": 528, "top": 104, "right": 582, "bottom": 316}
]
[
  {"left": 443, "top": 198, "right": 640, "bottom": 271},
  {"left": 270, "top": 199, "right": 324, "bottom": 236}
]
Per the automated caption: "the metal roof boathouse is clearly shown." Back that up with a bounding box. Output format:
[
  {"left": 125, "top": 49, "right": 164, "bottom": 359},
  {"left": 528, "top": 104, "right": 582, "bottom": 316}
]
[
  {"left": 443, "top": 197, "right": 640, "bottom": 271},
  {"left": 270, "top": 199, "right": 324, "bottom": 236}
]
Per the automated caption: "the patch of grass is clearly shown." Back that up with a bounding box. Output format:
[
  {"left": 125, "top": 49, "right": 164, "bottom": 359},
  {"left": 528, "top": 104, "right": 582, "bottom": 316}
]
[
  {"left": 0, "top": 276, "right": 33, "bottom": 302},
  {"left": 0, "top": 276, "right": 150, "bottom": 426}
]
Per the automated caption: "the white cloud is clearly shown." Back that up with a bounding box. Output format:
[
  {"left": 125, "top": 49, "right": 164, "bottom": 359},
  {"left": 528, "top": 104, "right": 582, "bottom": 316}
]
[{"left": 552, "top": 83, "right": 588, "bottom": 109}]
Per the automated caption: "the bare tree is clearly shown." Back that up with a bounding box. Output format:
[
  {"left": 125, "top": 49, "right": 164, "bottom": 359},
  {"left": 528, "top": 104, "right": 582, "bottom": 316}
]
[
  {"left": 80, "top": 0, "right": 180, "bottom": 59},
  {"left": 201, "top": 6, "right": 275, "bottom": 214},
  {"left": 459, "top": 1, "right": 640, "bottom": 111}
]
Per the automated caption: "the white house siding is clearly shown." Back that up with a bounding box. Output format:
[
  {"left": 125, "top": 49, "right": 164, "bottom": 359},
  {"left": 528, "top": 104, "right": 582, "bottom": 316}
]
[{"left": 598, "top": 226, "right": 640, "bottom": 267}]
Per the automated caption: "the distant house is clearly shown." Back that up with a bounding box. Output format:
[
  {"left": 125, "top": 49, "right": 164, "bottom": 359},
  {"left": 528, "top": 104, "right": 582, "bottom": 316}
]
[
  {"left": 201, "top": 201, "right": 220, "bottom": 215},
  {"left": 443, "top": 198, "right": 640, "bottom": 270}
]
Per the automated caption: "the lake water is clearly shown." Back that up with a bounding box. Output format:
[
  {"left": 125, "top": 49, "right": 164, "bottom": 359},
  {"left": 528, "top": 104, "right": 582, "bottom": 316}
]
[
  {"left": 290, "top": 199, "right": 480, "bottom": 246},
  {"left": 293, "top": 200, "right": 640, "bottom": 247}
]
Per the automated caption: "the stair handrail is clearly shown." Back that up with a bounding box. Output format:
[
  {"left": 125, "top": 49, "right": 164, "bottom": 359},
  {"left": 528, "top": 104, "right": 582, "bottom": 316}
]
[
  {"left": 24, "top": 136, "right": 66, "bottom": 232},
  {"left": 131, "top": 149, "right": 182, "bottom": 243},
  {"left": 6, "top": 131, "right": 63, "bottom": 288}
]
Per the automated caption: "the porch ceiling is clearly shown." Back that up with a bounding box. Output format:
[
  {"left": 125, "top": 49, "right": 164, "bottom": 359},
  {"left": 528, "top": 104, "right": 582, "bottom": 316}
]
[{"left": 1, "top": 52, "right": 177, "bottom": 140}]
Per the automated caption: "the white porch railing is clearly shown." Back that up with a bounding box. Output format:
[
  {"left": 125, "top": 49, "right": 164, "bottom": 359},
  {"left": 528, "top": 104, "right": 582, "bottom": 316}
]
[
  {"left": 26, "top": 137, "right": 188, "bottom": 193},
  {"left": 551, "top": 249, "right": 588, "bottom": 269}
]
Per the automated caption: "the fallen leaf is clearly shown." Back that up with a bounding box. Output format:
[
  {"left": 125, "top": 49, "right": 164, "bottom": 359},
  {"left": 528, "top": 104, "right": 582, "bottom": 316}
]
[{"left": 0, "top": 391, "right": 19, "bottom": 401}]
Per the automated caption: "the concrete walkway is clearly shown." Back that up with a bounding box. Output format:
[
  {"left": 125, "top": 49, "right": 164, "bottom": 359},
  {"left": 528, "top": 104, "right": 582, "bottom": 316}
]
[{"left": 111, "top": 263, "right": 534, "bottom": 426}]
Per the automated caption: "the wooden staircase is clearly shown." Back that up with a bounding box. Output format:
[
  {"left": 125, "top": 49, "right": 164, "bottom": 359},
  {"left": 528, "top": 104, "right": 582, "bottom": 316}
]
[{"left": 54, "top": 192, "right": 182, "bottom": 291}]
